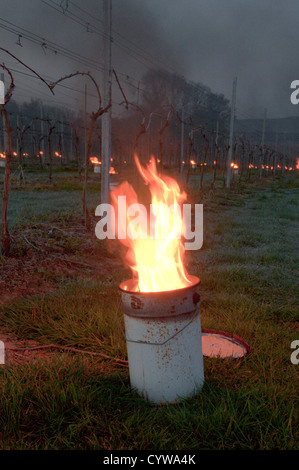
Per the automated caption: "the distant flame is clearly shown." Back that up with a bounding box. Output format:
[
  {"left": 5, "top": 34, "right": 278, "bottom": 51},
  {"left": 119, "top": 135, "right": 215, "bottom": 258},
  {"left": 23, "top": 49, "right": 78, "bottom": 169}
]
[
  {"left": 231, "top": 162, "right": 238, "bottom": 169},
  {"left": 190, "top": 159, "right": 196, "bottom": 165},
  {"left": 90, "top": 157, "right": 101, "bottom": 165},
  {"left": 0, "top": 152, "right": 5, "bottom": 159},
  {"left": 296, "top": 158, "right": 299, "bottom": 170},
  {"left": 111, "top": 155, "right": 193, "bottom": 292},
  {"left": 109, "top": 166, "right": 118, "bottom": 175}
]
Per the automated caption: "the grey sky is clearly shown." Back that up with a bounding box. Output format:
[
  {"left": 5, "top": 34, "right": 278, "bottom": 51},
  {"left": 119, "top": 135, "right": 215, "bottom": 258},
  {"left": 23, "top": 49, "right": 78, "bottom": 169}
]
[{"left": 0, "top": 0, "right": 298, "bottom": 119}]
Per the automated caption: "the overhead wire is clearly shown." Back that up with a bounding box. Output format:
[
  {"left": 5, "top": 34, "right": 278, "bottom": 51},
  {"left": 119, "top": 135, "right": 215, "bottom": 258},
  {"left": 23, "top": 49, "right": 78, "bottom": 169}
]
[
  {"left": 0, "top": 17, "right": 104, "bottom": 72},
  {"left": 39, "top": 0, "right": 182, "bottom": 78},
  {"left": 0, "top": 15, "right": 149, "bottom": 103},
  {"left": 1, "top": 0, "right": 272, "bottom": 147},
  {"left": 0, "top": 3, "right": 211, "bottom": 111}
]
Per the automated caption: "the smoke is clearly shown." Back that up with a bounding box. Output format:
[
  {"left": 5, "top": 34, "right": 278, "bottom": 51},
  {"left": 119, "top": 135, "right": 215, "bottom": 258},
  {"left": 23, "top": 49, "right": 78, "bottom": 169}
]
[
  {"left": 0, "top": 0, "right": 298, "bottom": 118},
  {"left": 141, "top": 0, "right": 299, "bottom": 118}
]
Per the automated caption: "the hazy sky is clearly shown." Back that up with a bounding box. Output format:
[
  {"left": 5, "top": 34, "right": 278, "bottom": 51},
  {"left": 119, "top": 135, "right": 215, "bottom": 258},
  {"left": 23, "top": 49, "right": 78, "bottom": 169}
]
[{"left": 0, "top": 0, "right": 299, "bottom": 119}]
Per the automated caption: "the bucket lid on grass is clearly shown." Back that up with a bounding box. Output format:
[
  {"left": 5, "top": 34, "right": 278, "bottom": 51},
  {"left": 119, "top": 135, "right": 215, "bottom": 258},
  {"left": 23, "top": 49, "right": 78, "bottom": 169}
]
[{"left": 202, "top": 329, "right": 251, "bottom": 359}]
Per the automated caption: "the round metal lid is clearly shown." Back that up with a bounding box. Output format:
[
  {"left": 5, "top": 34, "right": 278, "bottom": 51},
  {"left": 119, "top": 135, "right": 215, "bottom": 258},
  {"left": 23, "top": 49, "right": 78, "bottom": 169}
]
[{"left": 202, "top": 329, "right": 251, "bottom": 359}]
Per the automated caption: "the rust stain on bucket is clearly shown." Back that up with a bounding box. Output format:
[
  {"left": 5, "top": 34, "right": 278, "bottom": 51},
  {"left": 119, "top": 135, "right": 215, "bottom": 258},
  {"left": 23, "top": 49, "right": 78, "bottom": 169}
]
[{"left": 130, "top": 296, "right": 145, "bottom": 310}]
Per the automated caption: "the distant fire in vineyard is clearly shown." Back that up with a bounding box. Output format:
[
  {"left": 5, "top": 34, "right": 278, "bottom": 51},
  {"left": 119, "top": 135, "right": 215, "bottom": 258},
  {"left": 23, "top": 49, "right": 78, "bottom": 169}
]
[
  {"left": 109, "top": 166, "right": 117, "bottom": 175},
  {"left": 90, "top": 157, "right": 101, "bottom": 165}
]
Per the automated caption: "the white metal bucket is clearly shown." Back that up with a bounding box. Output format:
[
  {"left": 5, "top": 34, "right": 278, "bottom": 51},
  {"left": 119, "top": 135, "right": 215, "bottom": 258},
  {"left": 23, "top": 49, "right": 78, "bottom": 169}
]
[
  {"left": 119, "top": 275, "right": 204, "bottom": 404},
  {"left": 94, "top": 165, "right": 101, "bottom": 173},
  {"left": 0, "top": 160, "right": 5, "bottom": 168}
]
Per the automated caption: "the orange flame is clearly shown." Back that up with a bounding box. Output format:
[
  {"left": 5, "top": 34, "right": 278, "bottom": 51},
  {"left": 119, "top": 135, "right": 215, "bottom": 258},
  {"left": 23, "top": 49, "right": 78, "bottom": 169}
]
[
  {"left": 90, "top": 157, "right": 101, "bottom": 165},
  {"left": 109, "top": 166, "right": 118, "bottom": 175},
  {"left": 231, "top": 162, "right": 238, "bottom": 169},
  {"left": 0, "top": 152, "right": 5, "bottom": 159},
  {"left": 296, "top": 158, "right": 299, "bottom": 170},
  {"left": 111, "top": 155, "right": 193, "bottom": 292},
  {"left": 190, "top": 159, "right": 196, "bottom": 165}
]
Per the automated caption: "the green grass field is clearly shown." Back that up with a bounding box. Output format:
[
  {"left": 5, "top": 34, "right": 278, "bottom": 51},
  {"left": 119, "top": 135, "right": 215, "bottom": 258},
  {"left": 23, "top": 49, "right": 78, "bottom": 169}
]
[{"left": 0, "top": 169, "right": 298, "bottom": 450}]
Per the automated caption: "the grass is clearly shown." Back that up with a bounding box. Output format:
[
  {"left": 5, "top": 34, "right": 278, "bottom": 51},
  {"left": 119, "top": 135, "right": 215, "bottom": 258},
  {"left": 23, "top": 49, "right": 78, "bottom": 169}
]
[
  {"left": 0, "top": 171, "right": 298, "bottom": 450},
  {"left": 0, "top": 357, "right": 295, "bottom": 450},
  {"left": 0, "top": 168, "right": 102, "bottom": 226}
]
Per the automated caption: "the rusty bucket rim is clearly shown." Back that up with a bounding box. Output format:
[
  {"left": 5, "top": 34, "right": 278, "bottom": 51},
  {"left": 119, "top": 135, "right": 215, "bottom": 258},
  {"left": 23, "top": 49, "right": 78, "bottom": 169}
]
[{"left": 118, "top": 274, "right": 200, "bottom": 296}]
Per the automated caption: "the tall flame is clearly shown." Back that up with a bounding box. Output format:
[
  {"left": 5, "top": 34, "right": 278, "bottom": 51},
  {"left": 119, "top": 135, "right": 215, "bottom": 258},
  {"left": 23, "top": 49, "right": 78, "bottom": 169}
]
[{"left": 111, "top": 155, "right": 193, "bottom": 292}]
